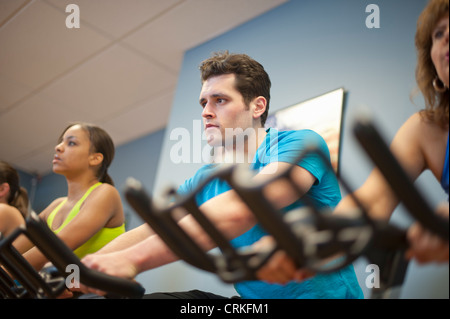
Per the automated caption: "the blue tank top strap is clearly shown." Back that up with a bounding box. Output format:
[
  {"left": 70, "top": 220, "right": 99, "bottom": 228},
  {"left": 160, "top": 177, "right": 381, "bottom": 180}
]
[{"left": 441, "top": 133, "right": 449, "bottom": 199}]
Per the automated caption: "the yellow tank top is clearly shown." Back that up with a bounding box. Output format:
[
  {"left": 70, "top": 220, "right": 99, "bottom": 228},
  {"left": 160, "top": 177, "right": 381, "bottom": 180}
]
[{"left": 46, "top": 182, "right": 125, "bottom": 258}]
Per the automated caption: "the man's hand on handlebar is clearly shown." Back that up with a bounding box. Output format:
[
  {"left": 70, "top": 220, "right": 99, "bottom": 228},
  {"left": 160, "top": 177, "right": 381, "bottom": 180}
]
[
  {"left": 253, "top": 236, "right": 314, "bottom": 284},
  {"left": 76, "top": 250, "right": 139, "bottom": 296}
]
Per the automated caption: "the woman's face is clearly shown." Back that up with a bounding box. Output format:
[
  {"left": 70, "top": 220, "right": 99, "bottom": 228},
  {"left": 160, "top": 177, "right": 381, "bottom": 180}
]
[
  {"left": 52, "top": 125, "right": 93, "bottom": 176},
  {"left": 431, "top": 15, "right": 449, "bottom": 88}
]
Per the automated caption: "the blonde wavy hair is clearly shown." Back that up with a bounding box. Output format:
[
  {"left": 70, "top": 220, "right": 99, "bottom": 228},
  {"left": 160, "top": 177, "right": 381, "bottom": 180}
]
[{"left": 415, "top": 0, "right": 449, "bottom": 129}]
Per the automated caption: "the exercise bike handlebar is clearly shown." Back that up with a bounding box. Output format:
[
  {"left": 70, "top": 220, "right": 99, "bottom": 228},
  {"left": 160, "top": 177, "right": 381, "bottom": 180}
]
[
  {"left": 24, "top": 211, "right": 145, "bottom": 299},
  {"left": 123, "top": 116, "right": 447, "bottom": 287},
  {"left": 353, "top": 117, "right": 449, "bottom": 241},
  {"left": 125, "top": 176, "right": 277, "bottom": 283}
]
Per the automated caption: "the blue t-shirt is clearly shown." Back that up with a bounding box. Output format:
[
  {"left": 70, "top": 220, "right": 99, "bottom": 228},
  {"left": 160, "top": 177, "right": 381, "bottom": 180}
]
[{"left": 178, "top": 129, "right": 364, "bottom": 299}]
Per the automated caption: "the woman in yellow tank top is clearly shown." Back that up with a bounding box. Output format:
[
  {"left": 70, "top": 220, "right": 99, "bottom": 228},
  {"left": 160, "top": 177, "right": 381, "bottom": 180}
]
[{"left": 14, "top": 122, "right": 125, "bottom": 269}]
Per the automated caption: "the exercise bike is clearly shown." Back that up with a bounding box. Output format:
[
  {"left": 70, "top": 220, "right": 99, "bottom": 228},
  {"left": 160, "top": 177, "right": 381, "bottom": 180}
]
[{"left": 124, "top": 116, "right": 448, "bottom": 299}]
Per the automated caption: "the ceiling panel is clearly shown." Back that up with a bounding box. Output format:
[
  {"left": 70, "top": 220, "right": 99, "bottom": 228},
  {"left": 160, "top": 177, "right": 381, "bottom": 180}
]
[
  {"left": 38, "top": 43, "right": 178, "bottom": 122},
  {"left": 123, "top": 0, "right": 288, "bottom": 72},
  {"left": 101, "top": 90, "right": 175, "bottom": 146},
  {"left": 0, "top": 0, "right": 288, "bottom": 175},
  {"left": 0, "top": 0, "right": 30, "bottom": 27},
  {"left": 0, "top": 92, "right": 77, "bottom": 164},
  {"left": 0, "top": 73, "right": 34, "bottom": 112},
  {"left": 45, "top": 0, "right": 183, "bottom": 38},
  {"left": 0, "top": 0, "right": 111, "bottom": 93}
]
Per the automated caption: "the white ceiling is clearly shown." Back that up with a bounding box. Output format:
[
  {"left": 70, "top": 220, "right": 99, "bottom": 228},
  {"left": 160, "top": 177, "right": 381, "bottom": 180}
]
[{"left": 0, "top": 0, "right": 287, "bottom": 176}]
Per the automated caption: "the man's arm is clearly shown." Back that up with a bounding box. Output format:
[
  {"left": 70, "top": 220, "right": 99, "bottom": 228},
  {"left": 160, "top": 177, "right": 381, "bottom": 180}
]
[{"left": 82, "top": 162, "right": 316, "bottom": 279}]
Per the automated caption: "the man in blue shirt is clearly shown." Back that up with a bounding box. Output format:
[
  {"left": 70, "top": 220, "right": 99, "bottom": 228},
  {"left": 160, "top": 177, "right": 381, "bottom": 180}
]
[{"left": 82, "top": 51, "right": 363, "bottom": 299}]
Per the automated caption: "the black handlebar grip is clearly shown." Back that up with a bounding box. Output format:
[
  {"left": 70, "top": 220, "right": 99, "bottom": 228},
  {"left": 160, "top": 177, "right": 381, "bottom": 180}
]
[{"left": 25, "top": 212, "right": 145, "bottom": 299}]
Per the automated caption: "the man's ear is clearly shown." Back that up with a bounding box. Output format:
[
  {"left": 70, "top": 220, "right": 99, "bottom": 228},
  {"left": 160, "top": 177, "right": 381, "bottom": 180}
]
[
  {"left": 0, "top": 182, "right": 11, "bottom": 200},
  {"left": 252, "top": 96, "right": 267, "bottom": 120},
  {"left": 89, "top": 153, "right": 104, "bottom": 167}
]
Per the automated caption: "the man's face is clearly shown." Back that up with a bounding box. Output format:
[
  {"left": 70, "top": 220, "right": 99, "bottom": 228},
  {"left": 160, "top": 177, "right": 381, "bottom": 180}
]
[{"left": 199, "top": 74, "right": 254, "bottom": 147}]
